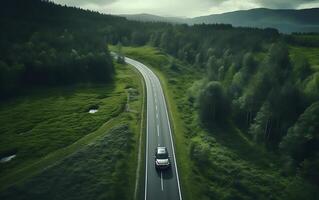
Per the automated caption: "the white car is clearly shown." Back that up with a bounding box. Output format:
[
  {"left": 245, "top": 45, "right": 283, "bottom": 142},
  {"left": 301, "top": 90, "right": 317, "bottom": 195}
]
[{"left": 155, "top": 147, "right": 170, "bottom": 170}]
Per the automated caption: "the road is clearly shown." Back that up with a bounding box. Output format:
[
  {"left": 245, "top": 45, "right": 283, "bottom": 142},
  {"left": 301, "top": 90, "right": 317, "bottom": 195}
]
[{"left": 124, "top": 56, "right": 182, "bottom": 200}]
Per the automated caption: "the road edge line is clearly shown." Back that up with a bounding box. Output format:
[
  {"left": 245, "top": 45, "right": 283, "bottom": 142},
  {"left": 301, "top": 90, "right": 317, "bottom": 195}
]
[
  {"left": 155, "top": 74, "right": 183, "bottom": 200},
  {"left": 132, "top": 65, "right": 147, "bottom": 200}
]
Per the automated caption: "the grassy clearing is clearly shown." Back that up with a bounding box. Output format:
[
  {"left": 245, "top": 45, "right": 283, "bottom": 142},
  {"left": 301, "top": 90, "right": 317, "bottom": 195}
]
[
  {"left": 0, "top": 84, "right": 124, "bottom": 174},
  {"left": 0, "top": 62, "right": 144, "bottom": 199},
  {"left": 0, "top": 124, "right": 133, "bottom": 200},
  {"left": 289, "top": 45, "right": 319, "bottom": 100},
  {"left": 289, "top": 45, "right": 319, "bottom": 71},
  {"left": 112, "top": 45, "right": 301, "bottom": 200}
]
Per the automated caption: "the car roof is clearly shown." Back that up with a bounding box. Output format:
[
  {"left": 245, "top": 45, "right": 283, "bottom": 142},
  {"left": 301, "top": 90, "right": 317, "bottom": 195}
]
[{"left": 157, "top": 147, "right": 167, "bottom": 154}]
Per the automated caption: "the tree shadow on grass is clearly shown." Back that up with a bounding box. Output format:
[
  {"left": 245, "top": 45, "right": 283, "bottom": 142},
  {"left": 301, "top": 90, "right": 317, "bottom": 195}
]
[{"left": 205, "top": 122, "right": 281, "bottom": 170}]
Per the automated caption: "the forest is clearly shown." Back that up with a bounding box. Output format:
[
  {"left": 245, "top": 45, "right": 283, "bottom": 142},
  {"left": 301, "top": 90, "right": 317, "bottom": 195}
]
[
  {"left": 1, "top": 0, "right": 319, "bottom": 199},
  {"left": 0, "top": 0, "right": 116, "bottom": 100}
]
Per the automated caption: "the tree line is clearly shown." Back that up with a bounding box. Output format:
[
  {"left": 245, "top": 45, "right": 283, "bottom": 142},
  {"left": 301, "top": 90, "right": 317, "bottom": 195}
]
[
  {"left": 0, "top": 0, "right": 116, "bottom": 100},
  {"left": 187, "top": 39, "right": 318, "bottom": 185},
  {"left": 2, "top": 0, "right": 318, "bottom": 187}
]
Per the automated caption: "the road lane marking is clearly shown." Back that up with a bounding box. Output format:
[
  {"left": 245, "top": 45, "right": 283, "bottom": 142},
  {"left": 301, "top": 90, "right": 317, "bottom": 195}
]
[
  {"left": 157, "top": 76, "right": 183, "bottom": 200},
  {"left": 161, "top": 172, "right": 164, "bottom": 191},
  {"left": 155, "top": 105, "right": 158, "bottom": 111},
  {"left": 144, "top": 98, "right": 149, "bottom": 200},
  {"left": 157, "top": 124, "right": 160, "bottom": 137},
  {"left": 156, "top": 113, "right": 158, "bottom": 119},
  {"left": 124, "top": 55, "right": 182, "bottom": 200}
]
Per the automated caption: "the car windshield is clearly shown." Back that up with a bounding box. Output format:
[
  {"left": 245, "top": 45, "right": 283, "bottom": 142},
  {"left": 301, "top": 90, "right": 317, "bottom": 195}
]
[{"left": 157, "top": 153, "right": 168, "bottom": 159}]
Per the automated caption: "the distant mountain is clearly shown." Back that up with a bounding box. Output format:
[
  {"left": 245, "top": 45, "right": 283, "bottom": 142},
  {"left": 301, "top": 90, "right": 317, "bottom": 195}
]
[
  {"left": 190, "top": 8, "right": 319, "bottom": 33},
  {"left": 121, "top": 8, "right": 319, "bottom": 33},
  {"left": 120, "top": 13, "right": 186, "bottom": 24}
]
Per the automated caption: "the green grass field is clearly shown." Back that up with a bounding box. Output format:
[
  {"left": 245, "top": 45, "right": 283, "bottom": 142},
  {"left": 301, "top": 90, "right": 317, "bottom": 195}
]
[
  {"left": 1, "top": 124, "right": 133, "bottom": 200},
  {"left": 110, "top": 45, "right": 313, "bottom": 200},
  {"left": 0, "top": 62, "right": 144, "bottom": 199},
  {"left": 289, "top": 45, "right": 319, "bottom": 100},
  {"left": 289, "top": 46, "right": 319, "bottom": 71}
]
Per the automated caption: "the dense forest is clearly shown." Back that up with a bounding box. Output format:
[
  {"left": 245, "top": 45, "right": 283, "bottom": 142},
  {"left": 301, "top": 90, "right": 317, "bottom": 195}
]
[
  {"left": 1, "top": 0, "right": 319, "bottom": 198},
  {"left": 0, "top": 0, "right": 116, "bottom": 100}
]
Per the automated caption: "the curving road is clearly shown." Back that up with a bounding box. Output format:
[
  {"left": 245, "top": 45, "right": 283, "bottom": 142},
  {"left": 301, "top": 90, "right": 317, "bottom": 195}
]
[{"left": 124, "top": 56, "right": 182, "bottom": 200}]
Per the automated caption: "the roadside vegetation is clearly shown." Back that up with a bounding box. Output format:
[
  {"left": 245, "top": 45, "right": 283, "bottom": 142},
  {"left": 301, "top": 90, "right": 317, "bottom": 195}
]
[
  {"left": 1, "top": 1, "right": 146, "bottom": 198},
  {"left": 1, "top": 124, "right": 133, "bottom": 200},
  {"left": 1, "top": 1, "right": 319, "bottom": 200},
  {"left": 112, "top": 43, "right": 319, "bottom": 200},
  {"left": 0, "top": 63, "right": 144, "bottom": 200},
  {"left": 0, "top": 82, "right": 125, "bottom": 177}
]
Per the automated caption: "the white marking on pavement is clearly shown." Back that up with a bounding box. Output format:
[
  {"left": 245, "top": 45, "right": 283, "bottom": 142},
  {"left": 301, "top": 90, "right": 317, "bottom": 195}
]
[
  {"left": 123, "top": 55, "right": 182, "bottom": 200},
  {"left": 156, "top": 113, "right": 158, "bottom": 119},
  {"left": 157, "top": 76, "right": 183, "bottom": 200},
  {"left": 155, "top": 105, "right": 158, "bottom": 111},
  {"left": 161, "top": 172, "right": 164, "bottom": 191},
  {"left": 157, "top": 124, "right": 160, "bottom": 137}
]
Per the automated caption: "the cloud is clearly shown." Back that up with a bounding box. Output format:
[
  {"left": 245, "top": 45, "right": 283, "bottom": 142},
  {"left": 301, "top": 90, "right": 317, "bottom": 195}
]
[
  {"left": 257, "top": 0, "right": 318, "bottom": 9},
  {"left": 51, "top": 0, "right": 319, "bottom": 17},
  {"left": 298, "top": 1, "right": 319, "bottom": 8},
  {"left": 206, "top": 0, "right": 260, "bottom": 15},
  {"left": 102, "top": 0, "right": 222, "bottom": 17}
]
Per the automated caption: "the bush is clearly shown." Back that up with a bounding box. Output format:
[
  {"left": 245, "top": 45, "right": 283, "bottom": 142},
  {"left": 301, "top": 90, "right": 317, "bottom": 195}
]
[{"left": 198, "top": 81, "right": 231, "bottom": 127}]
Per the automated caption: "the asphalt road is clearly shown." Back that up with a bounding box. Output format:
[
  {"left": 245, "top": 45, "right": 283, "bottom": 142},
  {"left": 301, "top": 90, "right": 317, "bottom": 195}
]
[{"left": 124, "top": 57, "right": 182, "bottom": 200}]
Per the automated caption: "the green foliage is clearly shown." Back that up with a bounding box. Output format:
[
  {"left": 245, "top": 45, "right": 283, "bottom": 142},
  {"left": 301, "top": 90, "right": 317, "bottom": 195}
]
[
  {"left": 282, "top": 176, "right": 319, "bottom": 200},
  {"left": 187, "top": 79, "right": 206, "bottom": 104},
  {"left": 189, "top": 135, "right": 289, "bottom": 200},
  {"left": 198, "top": 81, "right": 231, "bottom": 127},
  {"left": 116, "top": 45, "right": 319, "bottom": 200},
  {"left": 189, "top": 138, "right": 210, "bottom": 168},
  {"left": 0, "top": 62, "right": 143, "bottom": 190},
  {"left": 304, "top": 72, "right": 319, "bottom": 100},
  {"left": 286, "top": 33, "right": 319, "bottom": 47},
  {"left": 301, "top": 154, "right": 319, "bottom": 185},
  {"left": 169, "top": 58, "right": 179, "bottom": 71},
  {"left": 0, "top": 84, "right": 126, "bottom": 177},
  {"left": 281, "top": 102, "right": 319, "bottom": 171},
  {"left": 0, "top": 124, "right": 133, "bottom": 200},
  {"left": 116, "top": 42, "right": 125, "bottom": 64},
  {"left": 1, "top": 0, "right": 318, "bottom": 197},
  {"left": 206, "top": 56, "right": 218, "bottom": 81},
  {"left": 0, "top": 0, "right": 117, "bottom": 100},
  {"left": 249, "top": 102, "right": 272, "bottom": 143},
  {"left": 289, "top": 45, "right": 319, "bottom": 71},
  {"left": 292, "top": 54, "right": 312, "bottom": 81}
]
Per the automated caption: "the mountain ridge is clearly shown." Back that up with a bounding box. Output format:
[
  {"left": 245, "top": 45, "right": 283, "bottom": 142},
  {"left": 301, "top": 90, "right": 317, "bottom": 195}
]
[{"left": 121, "top": 8, "right": 319, "bottom": 33}]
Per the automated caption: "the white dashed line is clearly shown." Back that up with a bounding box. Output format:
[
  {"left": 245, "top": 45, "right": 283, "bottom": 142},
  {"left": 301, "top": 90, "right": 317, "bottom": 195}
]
[{"left": 161, "top": 172, "right": 164, "bottom": 191}]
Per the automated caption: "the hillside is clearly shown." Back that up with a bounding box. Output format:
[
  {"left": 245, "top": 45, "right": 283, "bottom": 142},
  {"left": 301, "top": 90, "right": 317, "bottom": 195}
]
[
  {"left": 0, "top": 1, "right": 144, "bottom": 199},
  {"left": 191, "top": 8, "right": 319, "bottom": 33},
  {"left": 120, "top": 13, "right": 185, "bottom": 24},
  {"left": 122, "top": 8, "right": 319, "bottom": 33},
  {"left": 1, "top": 1, "right": 319, "bottom": 200}
]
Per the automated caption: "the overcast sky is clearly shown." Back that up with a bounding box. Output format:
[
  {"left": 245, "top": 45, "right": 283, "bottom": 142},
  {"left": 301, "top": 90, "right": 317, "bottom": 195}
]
[{"left": 52, "top": 0, "right": 319, "bottom": 17}]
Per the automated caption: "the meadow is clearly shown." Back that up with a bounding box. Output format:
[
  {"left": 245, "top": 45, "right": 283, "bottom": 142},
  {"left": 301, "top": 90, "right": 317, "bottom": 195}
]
[{"left": 0, "top": 62, "right": 144, "bottom": 200}]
